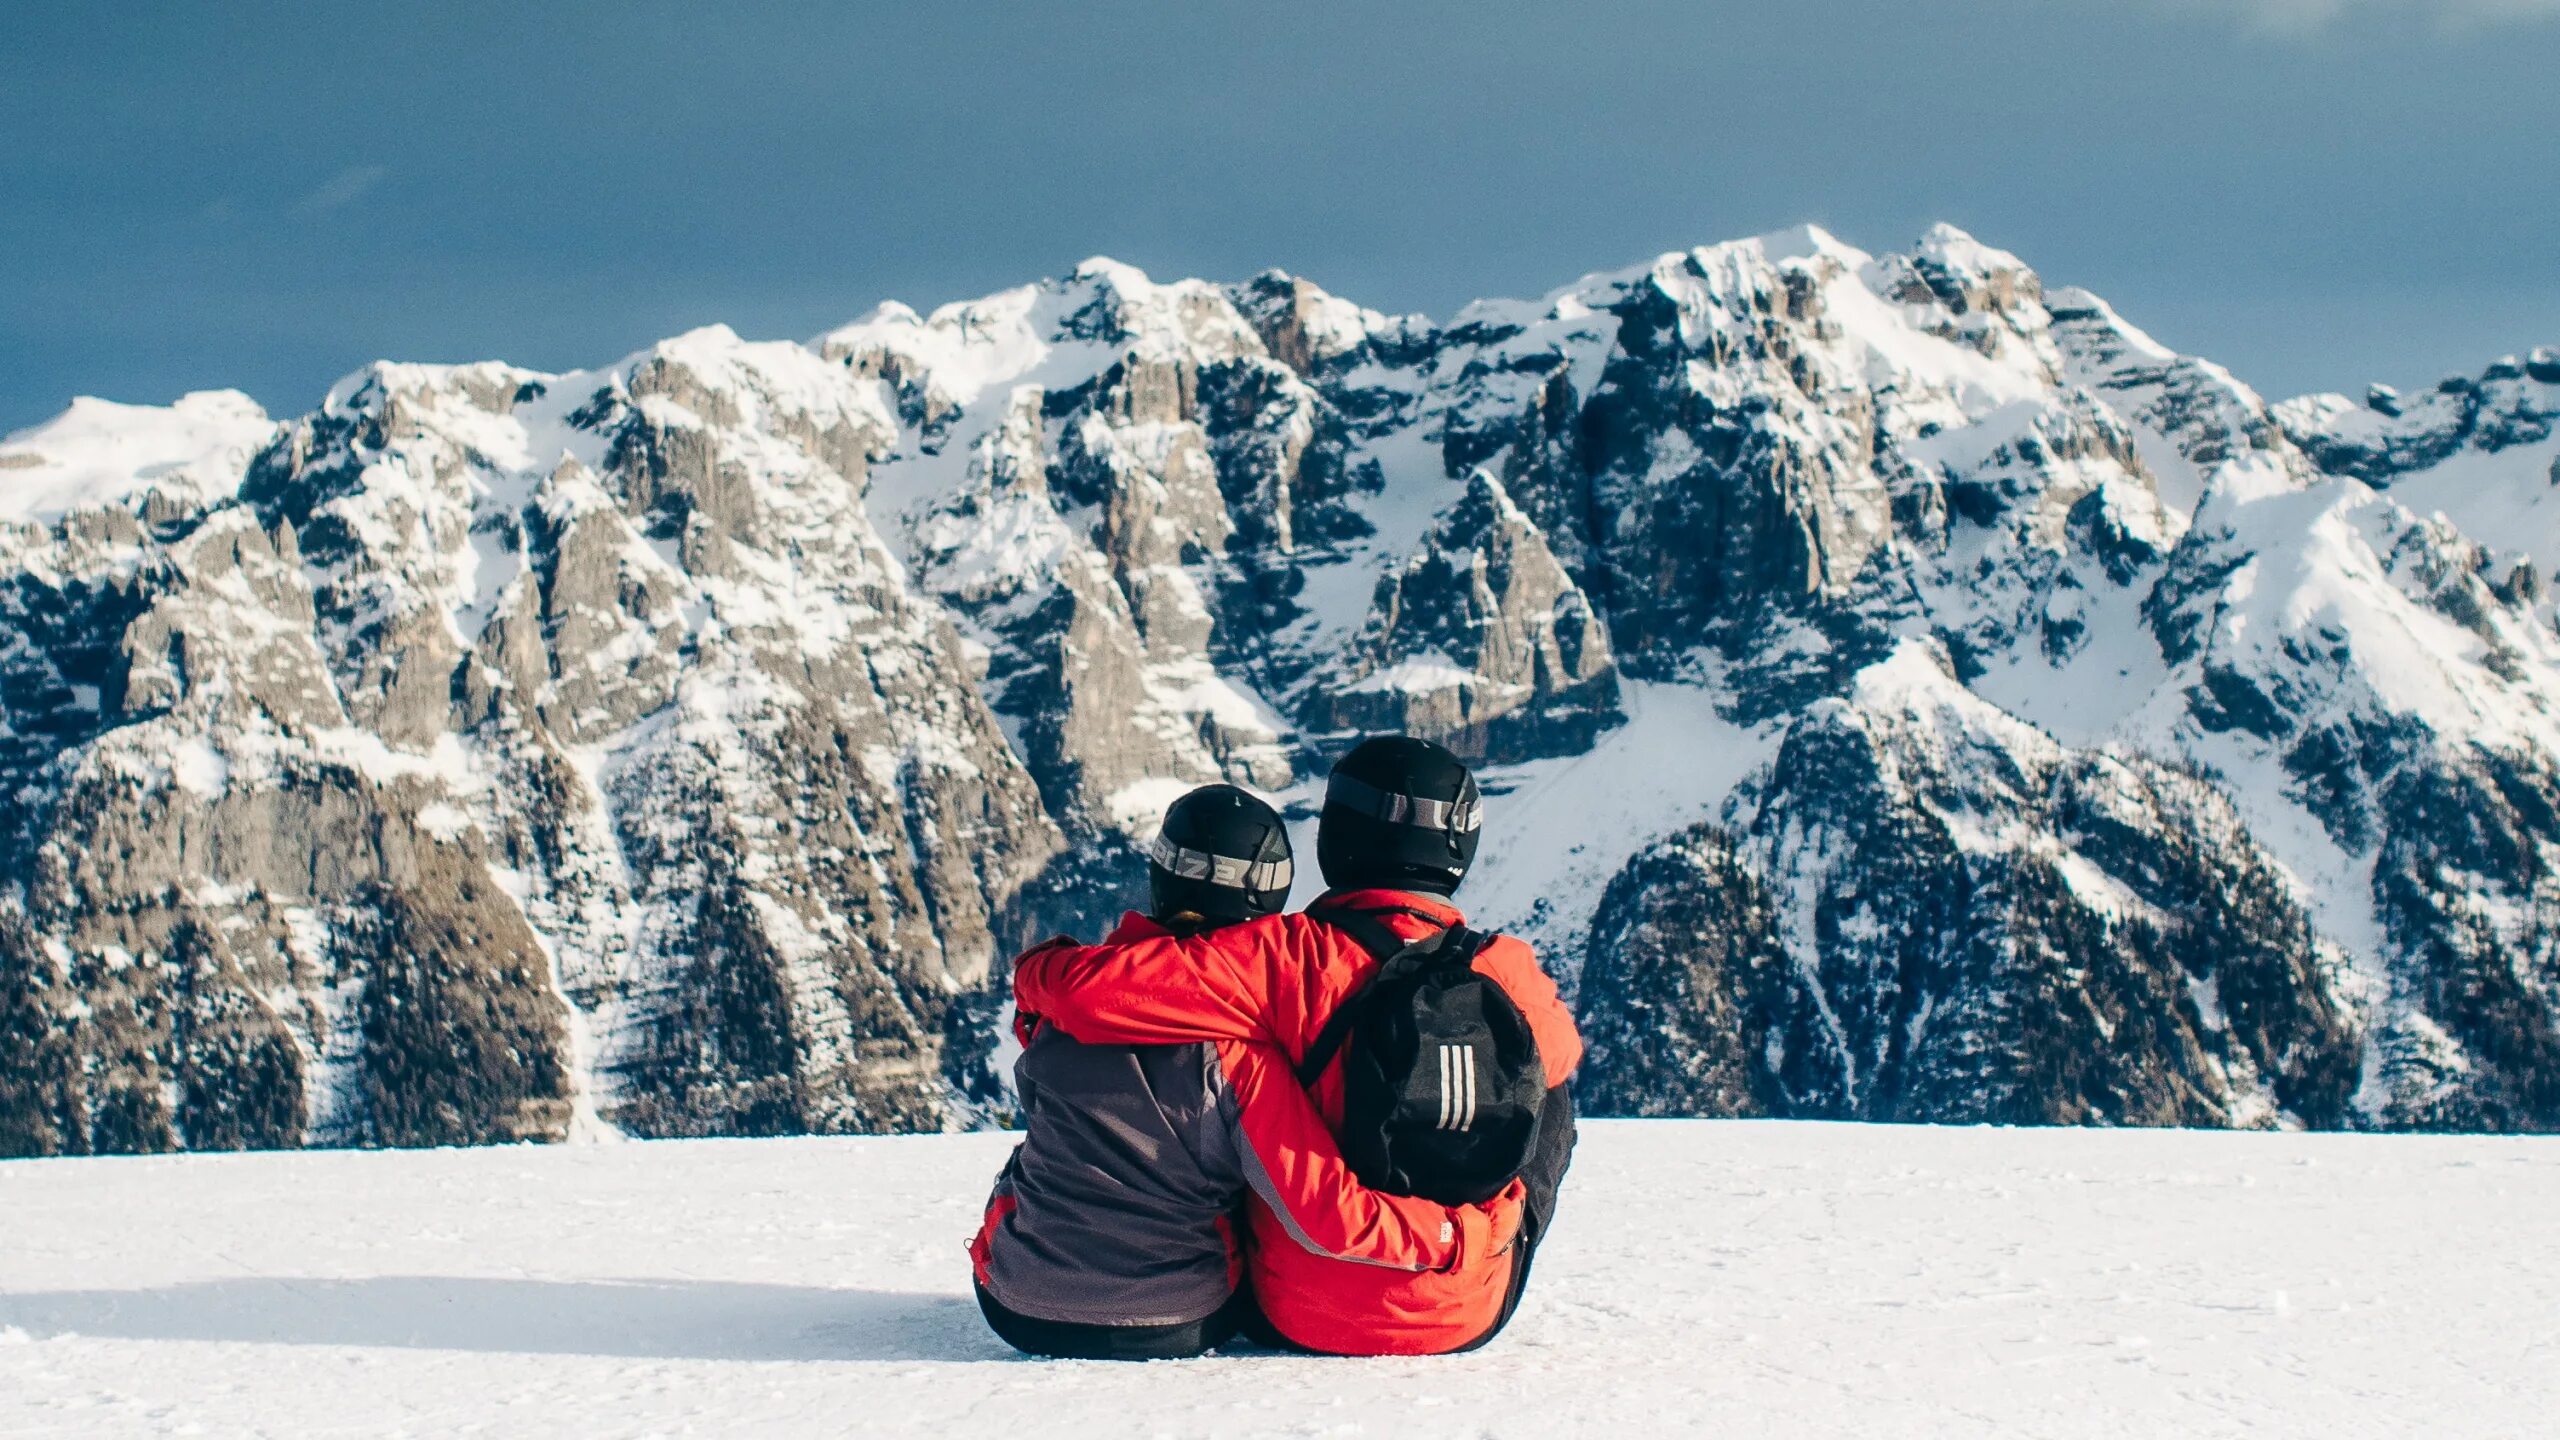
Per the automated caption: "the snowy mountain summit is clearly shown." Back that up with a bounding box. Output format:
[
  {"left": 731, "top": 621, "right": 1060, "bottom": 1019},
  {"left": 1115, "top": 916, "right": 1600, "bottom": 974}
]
[{"left": 4, "top": 224, "right": 2560, "bottom": 1154}]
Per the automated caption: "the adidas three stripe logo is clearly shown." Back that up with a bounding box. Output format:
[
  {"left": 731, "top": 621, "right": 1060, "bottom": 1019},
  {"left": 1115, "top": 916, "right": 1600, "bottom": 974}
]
[{"left": 1436, "top": 1043, "right": 1477, "bottom": 1131}]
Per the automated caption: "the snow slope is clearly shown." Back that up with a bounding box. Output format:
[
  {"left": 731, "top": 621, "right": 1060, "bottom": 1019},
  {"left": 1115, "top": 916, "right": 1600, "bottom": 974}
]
[
  {"left": 0, "top": 391, "right": 273, "bottom": 522},
  {"left": 4, "top": 1124, "right": 2552, "bottom": 1439}
]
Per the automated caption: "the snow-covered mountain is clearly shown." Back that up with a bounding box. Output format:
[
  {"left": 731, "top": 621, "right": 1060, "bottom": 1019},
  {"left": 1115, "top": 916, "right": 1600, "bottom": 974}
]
[
  {"left": 4, "top": 223, "right": 2558, "bottom": 1152},
  {"left": 6, "top": 1124, "right": 2554, "bottom": 1437}
]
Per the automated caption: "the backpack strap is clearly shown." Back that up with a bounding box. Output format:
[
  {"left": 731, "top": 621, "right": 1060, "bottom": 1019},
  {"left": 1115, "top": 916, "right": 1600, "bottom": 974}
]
[{"left": 1294, "top": 908, "right": 1482, "bottom": 1087}]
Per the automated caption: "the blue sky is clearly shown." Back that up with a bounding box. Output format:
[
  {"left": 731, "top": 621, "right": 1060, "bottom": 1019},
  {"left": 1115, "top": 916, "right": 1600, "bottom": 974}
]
[{"left": 4, "top": 0, "right": 2555, "bottom": 431}]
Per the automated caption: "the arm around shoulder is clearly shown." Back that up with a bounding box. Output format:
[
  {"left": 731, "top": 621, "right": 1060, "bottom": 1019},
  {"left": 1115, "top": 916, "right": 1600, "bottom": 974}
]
[
  {"left": 1218, "top": 1040, "right": 1482, "bottom": 1272},
  {"left": 1008, "top": 919, "right": 1279, "bottom": 1046}
]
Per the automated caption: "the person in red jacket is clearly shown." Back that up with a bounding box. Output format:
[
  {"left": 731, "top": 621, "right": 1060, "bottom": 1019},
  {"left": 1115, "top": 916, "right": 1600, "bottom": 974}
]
[
  {"left": 970, "top": 784, "right": 1519, "bottom": 1361},
  {"left": 1012, "top": 737, "right": 1581, "bottom": 1356}
]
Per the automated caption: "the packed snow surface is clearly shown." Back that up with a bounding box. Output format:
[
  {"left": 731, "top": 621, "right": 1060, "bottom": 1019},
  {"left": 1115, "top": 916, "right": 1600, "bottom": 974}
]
[{"left": 4, "top": 1122, "right": 2551, "bottom": 1438}]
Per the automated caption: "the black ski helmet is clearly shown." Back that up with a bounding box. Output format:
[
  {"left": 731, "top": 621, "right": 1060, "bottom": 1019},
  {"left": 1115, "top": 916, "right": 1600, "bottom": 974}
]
[
  {"left": 1147, "top": 784, "right": 1295, "bottom": 927},
  {"left": 1316, "top": 736, "right": 1483, "bottom": 896}
]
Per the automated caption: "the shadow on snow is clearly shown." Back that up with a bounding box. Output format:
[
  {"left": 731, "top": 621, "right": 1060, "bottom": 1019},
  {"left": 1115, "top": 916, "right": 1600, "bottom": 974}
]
[{"left": 0, "top": 1276, "right": 1013, "bottom": 1364}]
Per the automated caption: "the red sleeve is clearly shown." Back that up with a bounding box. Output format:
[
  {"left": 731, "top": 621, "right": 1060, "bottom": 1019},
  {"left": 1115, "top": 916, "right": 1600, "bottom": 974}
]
[
  {"left": 1476, "top": 934, "right": 1584, "bottom": 1087},
  {"left": 1009, "top": 915, "right": 1294, "bottom": 1046},
  {"left": 1005, "top": 935, "right": 1075, "bottom": 1047},
  {"left": 1218, "top": 1040, "right": 1519, "bottom": 1271}
]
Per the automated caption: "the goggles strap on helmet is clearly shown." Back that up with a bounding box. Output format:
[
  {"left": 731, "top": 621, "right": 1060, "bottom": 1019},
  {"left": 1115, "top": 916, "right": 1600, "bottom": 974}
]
[
  {"left": 1323, "top": 771, "right": 1482, "bottom": 835},
  {"left": 1147, "top": 831, "right": 1293, "bottom": 892}
]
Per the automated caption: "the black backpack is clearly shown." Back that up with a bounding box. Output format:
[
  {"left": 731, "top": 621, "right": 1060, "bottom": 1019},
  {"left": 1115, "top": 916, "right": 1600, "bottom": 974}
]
[{"left": 1296, "top": 903, "right": 1546, "bottom": 1206}]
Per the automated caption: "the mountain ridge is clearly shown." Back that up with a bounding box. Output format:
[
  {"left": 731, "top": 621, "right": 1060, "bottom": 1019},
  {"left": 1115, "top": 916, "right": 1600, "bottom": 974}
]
[{"left": 4, "top": 221, "right": 2558, "bottom": 1154}]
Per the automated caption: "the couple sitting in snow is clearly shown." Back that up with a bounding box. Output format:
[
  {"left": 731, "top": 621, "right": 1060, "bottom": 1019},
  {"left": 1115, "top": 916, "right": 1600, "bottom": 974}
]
[{"left": 969, "top": 736, "right": 1582, "bottom": 1358}]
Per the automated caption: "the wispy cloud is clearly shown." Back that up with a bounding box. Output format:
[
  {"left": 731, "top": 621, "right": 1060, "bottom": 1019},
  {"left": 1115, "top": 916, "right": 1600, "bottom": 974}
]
[
  {"left": 2198, "top": 0, "right": 2560, "bottom": 34},
  {"left": 292, "top": 164, "right": 389, "bottom": 217}
]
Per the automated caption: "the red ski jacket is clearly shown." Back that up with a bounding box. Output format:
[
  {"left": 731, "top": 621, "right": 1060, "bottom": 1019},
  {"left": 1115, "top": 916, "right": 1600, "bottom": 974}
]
[
  {"left": 974, "top": 914, "right": 1517, "bottom": 1332},
  {"left": 1011, "top": 889, "right": 1582, "bottom": 1355}
]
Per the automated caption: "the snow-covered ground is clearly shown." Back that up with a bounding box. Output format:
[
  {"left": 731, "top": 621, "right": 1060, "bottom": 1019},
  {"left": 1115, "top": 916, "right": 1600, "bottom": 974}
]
[{"left": 2, "top": 1122, "right": 2551, "bottom": 1438}]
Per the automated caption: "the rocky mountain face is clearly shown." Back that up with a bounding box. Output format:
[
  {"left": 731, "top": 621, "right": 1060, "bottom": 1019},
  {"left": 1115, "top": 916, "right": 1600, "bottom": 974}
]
[{"left": 4, "top": 224, "right": 2558, "bottom": 1154}]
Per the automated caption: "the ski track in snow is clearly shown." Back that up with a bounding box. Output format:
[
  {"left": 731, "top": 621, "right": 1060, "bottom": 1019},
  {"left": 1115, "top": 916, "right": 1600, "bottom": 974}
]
[{"left": 4, "top": 1123, "right": 2553, "bottom": 1439}]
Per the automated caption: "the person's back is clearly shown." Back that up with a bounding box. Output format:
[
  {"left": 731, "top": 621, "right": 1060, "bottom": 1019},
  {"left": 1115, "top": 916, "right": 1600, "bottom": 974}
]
[
  {"left": 971, "top": 912, "right": 1245, "bottom": 1357},
  {"left": 1246, "top": 894, "right": 1572, "bottom": 1353}
]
